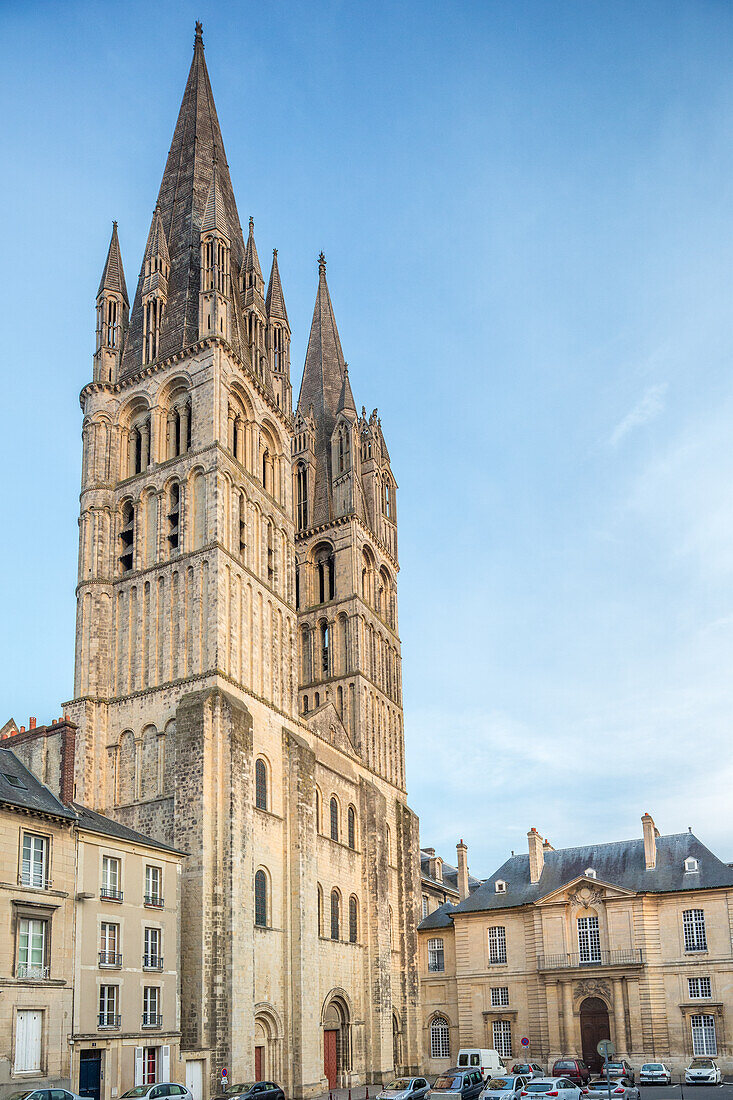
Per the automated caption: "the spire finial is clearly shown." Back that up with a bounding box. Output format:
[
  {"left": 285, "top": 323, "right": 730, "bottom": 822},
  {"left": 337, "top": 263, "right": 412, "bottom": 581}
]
[
  {"left": 318, "top": 251, "right": 326, "bottom": 275},
  {"left": 273, "top": 247, "right": 278, "bottom": 257},
  {"left": 112, "top": 220, "right": 118, "bottom": 230},
  {"left": 195, "top": 21, "right": 203, "bottom": 44},
  {"left": 249, "top": 216, "right": 255, "bottom": 233}
]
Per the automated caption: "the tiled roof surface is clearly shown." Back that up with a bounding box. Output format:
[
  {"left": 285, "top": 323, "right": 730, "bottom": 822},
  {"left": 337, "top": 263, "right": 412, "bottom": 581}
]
[{"left": 72, "top": 804, "right": 185, "bottom": 855}]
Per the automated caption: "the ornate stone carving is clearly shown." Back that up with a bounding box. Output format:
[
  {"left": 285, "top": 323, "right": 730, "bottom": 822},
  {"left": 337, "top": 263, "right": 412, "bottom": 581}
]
[
  {"left": 569, "top": 885, "right": 605, "bottom": 911},
  {"left": 574, "top": 979, "right": 611, "bottom": 1003}
]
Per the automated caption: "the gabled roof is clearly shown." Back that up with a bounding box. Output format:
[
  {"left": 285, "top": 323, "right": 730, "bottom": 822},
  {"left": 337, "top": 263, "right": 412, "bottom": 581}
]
[
  {"left": 454, "top": 832, "right": 733, "bottom": 914},
  {"left": 73, "top": 804, "right": 185, "bottom": 855},
  {"left": 97, "top": 222, "right": 129, "bottom": 304},
  {"left": 0, "top": 748, "right": 76, "bottom": 821},
  {"left": 120, "top": 24, "right": 250, "bottom": 374},
  {"left": 265, "top": 249, "right": 288, "bottom": 324}
]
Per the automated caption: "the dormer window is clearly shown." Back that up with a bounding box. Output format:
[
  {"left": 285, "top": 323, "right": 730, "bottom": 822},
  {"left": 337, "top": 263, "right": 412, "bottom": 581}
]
[
  {"left": 495, "top": 880, "right": 507, "bottom": 894},
  {"left": 685, "top": 857, "right": 699, "bottom": 873},
  {"left": 585, "top": 868, "right": 597, "bottom": 879}
]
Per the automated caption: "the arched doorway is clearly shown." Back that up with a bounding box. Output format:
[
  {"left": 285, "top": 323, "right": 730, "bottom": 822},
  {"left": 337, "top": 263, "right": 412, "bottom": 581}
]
[
  {"left": 323, "top": 995, "right": 351, "bottom": 1088},
  {"left": 580, "top": 997, "right": 610, "bottom": 1074}
]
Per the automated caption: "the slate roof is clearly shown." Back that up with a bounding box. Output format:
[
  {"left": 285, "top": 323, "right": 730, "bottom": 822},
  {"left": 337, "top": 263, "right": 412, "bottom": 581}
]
[
  {"left": 420, "top": 849, "right": 482, "bottom": 896},
  {"left": 418, "top": 901, "right": 458, "bottom": 931},
  {"left": 120, "top": 25, "right": 253, "bottom": 377},
  {"left": 0, "top": 749, "right": 76, "bottom": 821},
  {"left": 73, "top": 804, "right": 185, "bottom": 855},
  {"left": 454, "top": 832, "right": 733, "bottom": 914}
]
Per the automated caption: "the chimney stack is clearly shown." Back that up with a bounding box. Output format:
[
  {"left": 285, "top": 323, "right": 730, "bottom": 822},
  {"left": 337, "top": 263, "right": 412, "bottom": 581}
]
[
  {"left": 456, "top": 839, "right": 470, "bottom": 901},
  {"left": 29, "top": 717, "right": 36, "bottom": 730},
  {"left": 528, "top": 828, "right": 545, "bottom": 884},
  {"left": 642, "top": 812, "right": 659, "bottom": 870}
]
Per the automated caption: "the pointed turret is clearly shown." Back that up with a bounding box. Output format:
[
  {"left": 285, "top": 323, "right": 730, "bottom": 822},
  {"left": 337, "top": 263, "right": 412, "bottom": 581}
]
[
  {"left": 337, "top": 364, "right": 357, "bottom": 417},
  {"left": 266, "top": 249, "right": 291, "bottom": 413},
  {"left": 243, "top": 216, "right": 263, "bottom": 291},
  {"left": 120, "top": 23, "right": 252, "bottom": 375},
  {"left": 141, "top": 206, "right": 170, "bottom": 365},
  {"left": 242, "top": 217, "right": 268, "bottom": 383},
  {"left": 94, "top": 222, "right": 129, "bottom": 382}
]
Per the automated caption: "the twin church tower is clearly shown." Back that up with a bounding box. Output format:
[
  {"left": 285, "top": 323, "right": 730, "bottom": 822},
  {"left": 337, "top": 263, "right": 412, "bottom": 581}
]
[{"left": 68, "top": 23, "right": 419, "bottom": 1098}]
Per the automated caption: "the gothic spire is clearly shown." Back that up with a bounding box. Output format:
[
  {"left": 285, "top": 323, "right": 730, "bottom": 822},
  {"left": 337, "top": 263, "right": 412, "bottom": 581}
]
[
  {"left": 142, "top": 206, "right": 170, "bottom": 273},
  {"left": 97, "top": 222, "right": 128, "bottom": 305},
  {"left": 265, "top": 249, "right": 288, "bottom": 323},
  {"left": 120, "top": 23, "right": 248, "bottom": 374},
  {"left": 297, "top": 252, "right": 346, "bottom": 432},
  {"left": 337, "top": 363, "right": 357, "bottom": 417},
  {"left": 243, "top": 217, "right": 263, "bottom": 282}
]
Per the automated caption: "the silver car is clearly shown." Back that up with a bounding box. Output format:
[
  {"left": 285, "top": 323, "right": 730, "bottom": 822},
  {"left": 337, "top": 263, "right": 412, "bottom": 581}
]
[
  {"left": 378, "top": 1079, "right": 431, "bottom": 1100},
  {"left": 587, "top": 1082, "right": 640, "bottom": 1100},
  {"left": 481, "top": 1076, "right": 528, "bottom": 1100}
]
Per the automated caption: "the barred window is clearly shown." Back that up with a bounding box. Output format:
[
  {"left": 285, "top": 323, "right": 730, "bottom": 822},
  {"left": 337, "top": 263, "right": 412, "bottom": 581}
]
[
  {"left": 689, "top": 977, "right": 712, "bottom": 999},
  {"left": 683, "top": 909, "right": 707, "bottom": 952},
  {"left": 491, "top": 986, "right": 509, "bottom": 1007},
  {"left": 428, "top": 937, "right": 444, "bottom": 972},
  {"left": 577, "top": 915, "right": 601, "bottom": 963},
  {"left": 254, "top": 869, "right": 267, "bottom": 928},
  {"left": 255, "top": 759, "right": 268, "bottom": 811},
  {"left": 691, "top": 1014, "right": 717, "bottom": 1056},
  {"left": 488, "top": 926, "right": 507, "bottom": 964},
  {"left": 493, "top": 1019, "right": 512, "bottom": 1058},
  {"left": 430, "top": 1016, "right": 450, "bottom": 1059}
]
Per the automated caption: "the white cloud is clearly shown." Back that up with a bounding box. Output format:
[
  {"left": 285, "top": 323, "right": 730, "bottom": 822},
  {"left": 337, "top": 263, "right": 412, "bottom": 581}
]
[{"left": 609, "top": 383, "right": 668, "bottom": 447}]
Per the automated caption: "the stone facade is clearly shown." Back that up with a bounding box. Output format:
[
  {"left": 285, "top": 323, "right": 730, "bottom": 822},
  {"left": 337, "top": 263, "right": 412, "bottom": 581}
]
[
  {"left": 418, "top": 817, "right": 733, "bottom": 1078},
  {"left": 56, "top": 24, "right": 419, "bottom": 1099}
]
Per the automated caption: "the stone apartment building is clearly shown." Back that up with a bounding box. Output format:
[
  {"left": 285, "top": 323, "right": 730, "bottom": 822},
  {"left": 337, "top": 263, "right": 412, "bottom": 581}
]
[
  {"left": 418, "top": 816, "right": 733, "bottom": 1077},
  {"left": 420, "top": 844, "right": 481, "bottom": 921},
  {"left": 0, "top": 734, "right": 185, "bottom": 1100},
  {"left": 21, "top": 23, "right": 421, "bottom": 1099}
]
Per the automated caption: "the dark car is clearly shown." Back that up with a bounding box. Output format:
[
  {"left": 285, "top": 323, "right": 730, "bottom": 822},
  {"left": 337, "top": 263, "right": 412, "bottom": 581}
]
[
  {"left": 552, "top": 1061, "right": 591, "bottom": 1087},
  {"left": 601, "top": 1064, "right": 635, "bottom": 1087},
  {"left": 211, "top": 1085, "right": 284, "bottom": 1100},
  {"left": 431, "top": 1071, "right": 485, "bottom": 1100}
]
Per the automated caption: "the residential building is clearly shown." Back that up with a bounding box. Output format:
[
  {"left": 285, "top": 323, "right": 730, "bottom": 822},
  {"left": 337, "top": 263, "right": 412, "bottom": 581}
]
[
  {"left": 418, "top": 816, "right": 733, "bottom": 1076},
  {"left": 420, "top": 843, "right": 482, "bottom": 922},
  {"left": 9, "top": 23, "right": 420, "bottom": 1099}
]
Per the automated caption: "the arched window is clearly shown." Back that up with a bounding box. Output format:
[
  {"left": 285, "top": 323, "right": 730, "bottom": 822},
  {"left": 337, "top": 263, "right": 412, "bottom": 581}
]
[
  {"left": 167, "top": 482, "right": 180, "bottom": 555},
  {"left": 330, "top": 889, "right": 340, "bottom": 940},
  {"left": 238, "top": 494, "right": 247, "bottom": 559},
  {"left": 255, "top": 759, "right": 268, "bottom": 811},
  {"left": 120, "top": 501, "right": 135, "bottom": 573},
  {"left": 315, "top": 546, "right": 335, "bottom": 603},
  {"left": 321, "top": 621, "right": 330, "bottom": 675},
  {"left": 330, "top": 797, "right": 339, "bottom": 842},
  {"left": 347, "top": 806, "right": 356, "bottom": 850},
  {"left": 254, "top": 869, "right": 268, "bottom": 927},
  {"left": 430, "top": 1016, "right": 450, "bottom": 1060},
  {"left": 303, "top": 695, "right": 309, "bottom": 714},
  {"left": 317, "top": 884, "right": 324, "bottom": 936},
  {"left": 349, "top": 895, "right": 358, "bottom": 943},
  {"left": 296, "top": 463, "right": 308, "bottom": 529}
]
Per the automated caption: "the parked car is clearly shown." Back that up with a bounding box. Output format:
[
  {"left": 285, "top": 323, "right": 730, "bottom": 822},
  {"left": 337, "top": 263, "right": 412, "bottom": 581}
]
[
  {"left": 458, "top": 1052, "right": 506, "bottom": 1078},
  {"left": 211, "top": 1087, "right": 285, "bottom": 1100},
  {"left": 521, "top": 1078, "right": 583, "bottom": 1099},
  {"left": 684, "top": 1059, "right": 721, "bottom": 1085},
  {"left": 9, "top": 1092, "right": 84, "bottom": 1100},
  {"left": 601, "top": 1063, "right": 635, "bottom": 1087},
  {"left": 512, "top": 1068, "right": 544, "bottom": 1081},
  {"left": 431, "top": 1071, "right": 485, "bottom": 1100},
  {"left": 377, "top": 1079, "right": 431, "bottom": 1100},
  {"left": 551, "top": 1062, "right": 591, "bottom": 1088},
  {"left": 480, "top": 1076, "right": 528, "bottom": 1100},
  {"left": 587, "top": 1081, "right": 640, "bottom": 1100},
  {"left": 122, "top": 1088, "right": 192, "bottom": 1100},
  {"left": 639, "top": 1065, "right": 671, "bottom": 1087}
]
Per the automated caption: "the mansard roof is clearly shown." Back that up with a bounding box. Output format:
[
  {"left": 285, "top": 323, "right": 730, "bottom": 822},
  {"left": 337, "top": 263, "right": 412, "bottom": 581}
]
[
  {"left": 120, "top": 24, "right": 251, "bottom": 376},
  {"left": 97, "top": 222, "right": 128, "bottom": 304},
  {"left": 453, "top": 832, "right": 733, "bottom": 914}
]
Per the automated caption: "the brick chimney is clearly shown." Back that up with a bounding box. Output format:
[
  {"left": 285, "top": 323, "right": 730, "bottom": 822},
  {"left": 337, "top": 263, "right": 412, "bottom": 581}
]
[
  {"left": 528, "top": 827, "right": 545, "bottom": 884},
  {"left": 8, "top": 716, "right": 77, "bottom": 805},
  {"left": 642, "top": 812, "right": 659, "bottom": 870},
  {"left": 456, "top": 839, "right": 470, "bottom": 901}
]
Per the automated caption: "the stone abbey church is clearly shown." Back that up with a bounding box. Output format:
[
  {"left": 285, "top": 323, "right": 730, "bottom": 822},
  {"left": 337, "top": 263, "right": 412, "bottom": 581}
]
[{"left": 65, "top": 24, "right": 419, "bottom": 1098}]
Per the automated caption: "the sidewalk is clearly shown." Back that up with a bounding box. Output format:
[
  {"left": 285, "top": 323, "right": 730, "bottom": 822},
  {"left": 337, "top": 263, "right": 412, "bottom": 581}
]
[{"left": 313, "top": 1087, "right": 381, "bottom": 1100}]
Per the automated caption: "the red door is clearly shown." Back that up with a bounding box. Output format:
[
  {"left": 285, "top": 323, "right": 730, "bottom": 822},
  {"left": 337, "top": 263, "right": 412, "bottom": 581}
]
[
  {"left": 324, "top": 1030, "right": 338, "bottom": 1089},
  {"left": 255, "top": 1047, "right": 263, "bottom": 1082}
]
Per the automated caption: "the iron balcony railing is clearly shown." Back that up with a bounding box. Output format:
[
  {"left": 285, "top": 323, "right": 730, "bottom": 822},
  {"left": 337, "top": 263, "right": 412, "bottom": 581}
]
[
  {"left": 100, "top": 886, "right": 123, "bottom": 902},
  {"left": 143, "top": 954, "right": 164, "bottom": 970},
  {"left": 144, "top": 894, "right": 164, "bottom": 908},
  {"left": 142, "top": 1013, "right": 163, "bottom": 1028},
  {"left": 98, "top": 1013, "right": 121, "bottom": 1029},
  {"left": 17, "top": 963, "right": 50, "bottom": 980},
  {"left": 537, "top": 948, "right": 644, "bottom": 970},
  {"left": 99, "top": 951, "right": 122, "bottom": 968}
]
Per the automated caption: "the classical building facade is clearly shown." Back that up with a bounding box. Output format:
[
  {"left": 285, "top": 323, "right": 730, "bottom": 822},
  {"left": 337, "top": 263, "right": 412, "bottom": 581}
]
[
  {"left": 57, "top": 24, "right": 419, "bottom": 1099},
  {"left": 418, "top": 816, "right": 733, "bottom": 1077}
]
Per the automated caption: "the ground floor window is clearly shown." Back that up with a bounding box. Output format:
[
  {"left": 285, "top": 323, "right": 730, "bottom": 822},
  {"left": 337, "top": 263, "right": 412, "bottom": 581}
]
[
  {"left": 143, "top": 1047, "right": 158, "bottom": 1084},
  {"left": 691, "top": 1015, "right": 717, "bottom": 1056},
  {"left": 493, "top": 1019, "right": 512, "bottom": 1058},
  {"left": 14, "top": 1009, "right": 42, "bottom": 1073},
  {"left": 430, "top": 1016, "right": 450, "bottom": 1059}
]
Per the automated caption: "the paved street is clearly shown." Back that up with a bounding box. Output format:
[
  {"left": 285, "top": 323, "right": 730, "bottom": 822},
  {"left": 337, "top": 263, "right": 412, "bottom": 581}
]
[{"left": 313, "top": 1086, "right": 733, "bottom": 1100}]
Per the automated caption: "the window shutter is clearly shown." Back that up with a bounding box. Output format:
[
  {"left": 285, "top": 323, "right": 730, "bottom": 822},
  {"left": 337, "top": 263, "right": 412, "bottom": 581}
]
[
  {"left": 135, "top": 1047, "right": 144, "bottom": 1085},
  {"left": 162, "top": 1045, "right": 171, "bottom": 1081}
]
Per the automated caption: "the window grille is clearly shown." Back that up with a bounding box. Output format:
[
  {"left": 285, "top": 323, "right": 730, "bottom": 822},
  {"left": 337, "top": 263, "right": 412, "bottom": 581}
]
[
  {"left": 428, "top": 938, "right": 445, "bottom": 972},
  {"left": 691, "top": 1014, "right": 717, "bottom": 1055},
  {"left": 491, "top": 986, "right": 509, "bottom": 1007},
  {"left": 254, "top": 870, "right": 268, "bottom": 928},
  {"left": 488, "top": 926, "right": 507, "bottom": 964},
  {"left": 255, "top": 759, "right": 268, "bottom": 811},
  {"left": 577, "top": 915, "right": 601, "bottom": 963},
  {"left": 493, "top": 1019, "right": 512, "bottom": 1058},
  {"left": 689, "top": 977, "right": 712, "bottom": 999},
  {"left": 683, "top": 909, "right": 707, "bottom": 952},
  {"left": 430, "top": 1017, "right": 450, "bottom": 1059}
]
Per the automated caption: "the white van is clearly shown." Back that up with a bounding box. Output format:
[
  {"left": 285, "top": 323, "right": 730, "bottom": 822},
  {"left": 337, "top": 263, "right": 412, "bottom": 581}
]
[{"left": 457, "top": 1050, "right": 504, "bottom": 1078}]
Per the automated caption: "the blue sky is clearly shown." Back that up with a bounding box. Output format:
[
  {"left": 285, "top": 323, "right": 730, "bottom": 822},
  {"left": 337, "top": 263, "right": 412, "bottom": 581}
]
[{"left": 3, "top": 0, "right": 733, "bottom": 877}]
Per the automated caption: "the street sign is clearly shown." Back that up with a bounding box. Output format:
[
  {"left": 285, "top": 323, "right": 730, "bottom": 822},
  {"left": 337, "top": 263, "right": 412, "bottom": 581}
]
[
  {"left": 597, "top": 1040, "right": 615, "bottom": 1058},
  {"left": 521, "top": 1038, "right": 529, "bottom": 1047},
  {"left": 221, "top": 1070, "right": 228, "bottom": 1081}
]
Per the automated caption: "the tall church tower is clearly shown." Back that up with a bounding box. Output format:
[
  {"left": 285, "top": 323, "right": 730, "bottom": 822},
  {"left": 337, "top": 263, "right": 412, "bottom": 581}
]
[{"left": 66, "top": 24, "right": 419, "bottom": 1100}]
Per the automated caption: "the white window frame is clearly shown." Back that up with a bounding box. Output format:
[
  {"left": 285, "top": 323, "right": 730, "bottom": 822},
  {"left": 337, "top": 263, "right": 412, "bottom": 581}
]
[
  {"left": 689, "top": 977, "right": 712, "bottom": 999},
  {"left": 21, "top": 833, "right": 49, "bottom": 888},
  {"left": 145, "top": 865, "right": 162, "bottom": 905},
  {"left": 683, "top": 909, "right": 707, "bottom": 952},
  {"left": 422, "top": 895, "right": 429, "bottom": 920},
  {"left": 102, "top": 855, "right": 121, "bottom": 899},
  {"left": 691, "top": 1014, "right": 717, "bottom": 1055},
  {"left": 144, "top": 926, "right": 161, "bottom": 967},
  {"left": 17, "top": 917, "right": 47, "bottom": 979},
  {"left": 488, "top": 926, "right": 507, "bottom": 964},
  {"left": 428, "top": 937, "right": 445, "bottom": 972},
  {"left": 143, "top": 986, "right": 160, "bottom": 1027},
  {"left": 100, "top": 921, "right": 120, "bottom": 966},
  {"left": 430, "top": 1016, "right": 450, "bottom": 1059},
  {"left": 493, "top": 1019, "right": 512, "bottom": 1058},
  {"left": 577, "top": 914, "right": 601, "bottom": 963},
  {"left": 142, "top": 1045, "right": 159, "bottom": 1085},
  {"left": 99, "top": 984, "right": 119, "bottom": 1028},
  {"left": 491, "top": 986, "right": 509, "bottom": 1007}
]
